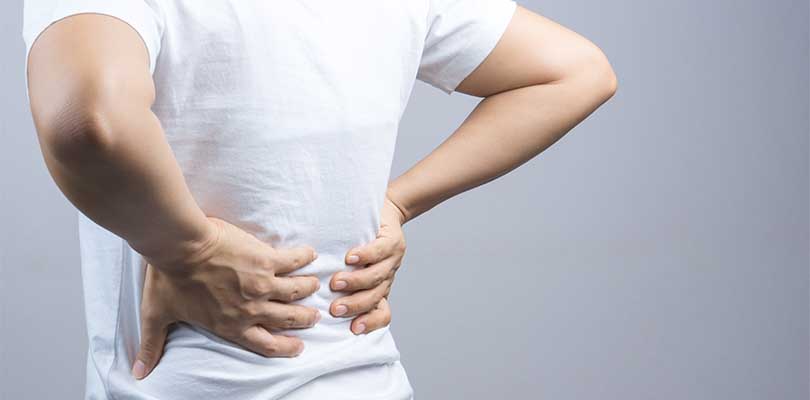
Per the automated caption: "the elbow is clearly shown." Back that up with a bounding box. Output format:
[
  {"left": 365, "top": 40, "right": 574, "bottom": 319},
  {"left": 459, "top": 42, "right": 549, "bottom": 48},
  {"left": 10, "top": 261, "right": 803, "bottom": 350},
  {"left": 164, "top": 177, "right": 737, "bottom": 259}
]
[
  {"left": 31, "top": 87, "right": 119, "bottom": 164},
  {"left": 42, "top": 107, "right": 115, "bottom": 162},
  {"left": 599, "top": 57, "right": 618, "bottom": 101},
  {"left": 582, "top": 45, "right": 618, "bottom": 103},
  {"left": 591, "top": 50, "right": 619, "bottom": 103}
]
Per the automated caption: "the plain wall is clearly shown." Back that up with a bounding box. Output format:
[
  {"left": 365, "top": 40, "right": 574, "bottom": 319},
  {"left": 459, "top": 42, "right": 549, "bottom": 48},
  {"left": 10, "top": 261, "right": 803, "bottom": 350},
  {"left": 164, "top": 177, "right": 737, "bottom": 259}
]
[{"left": 1, "top": 0, "right": 808, "bottom": 399}]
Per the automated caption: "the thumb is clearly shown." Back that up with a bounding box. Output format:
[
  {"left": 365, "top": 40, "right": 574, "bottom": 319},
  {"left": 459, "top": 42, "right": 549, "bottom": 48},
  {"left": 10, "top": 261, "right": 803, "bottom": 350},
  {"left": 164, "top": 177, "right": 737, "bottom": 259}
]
[{"left": 132, "top": 316, "right": 168, "bottom": 380}]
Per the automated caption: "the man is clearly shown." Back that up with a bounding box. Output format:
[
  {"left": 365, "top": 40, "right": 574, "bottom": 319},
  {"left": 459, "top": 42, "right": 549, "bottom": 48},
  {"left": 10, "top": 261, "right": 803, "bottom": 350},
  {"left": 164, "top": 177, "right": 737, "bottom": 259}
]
[{"left": 24, "top": 0, "right": 616, "bottom": 398}]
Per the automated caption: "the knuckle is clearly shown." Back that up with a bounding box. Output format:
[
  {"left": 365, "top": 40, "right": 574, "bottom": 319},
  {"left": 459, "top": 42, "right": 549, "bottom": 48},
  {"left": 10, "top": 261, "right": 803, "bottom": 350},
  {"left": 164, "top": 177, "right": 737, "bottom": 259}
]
[
  {"left": 243, "top": 279, "right": 269, "bottom": 298},
  {"left": 261, "top": 341, "right": 280, "bottom": 356},
  {"left": 224, "top": 305, "right": 243, "bottom": 322},
  {"left": 249, "top": 252, "right": 272, "bottom": 269},
  {"left": 239, "top": 302, "right": 259, "bottom": 318},
  {"left": 356, "top": 298, "right": 374, "bottom": 313},
  {"left": 372, "top": 293, "right": 385, "bottom": 307},
  {"left": 290, "top": 253, "right": 304, "bottom": 267},
  {"left": 263, "top": 254, "right": 280, "bottom": 271},
  {"left": 284, "top": 313, "right": 299, "bottom": 328},
  {"left": 287, "top": 286, "right": 301, "bottom": 302},
  {"left": 374, "top": 247, "right": 386, "bottom": 261},
  {"left": 372, "top": 271, "right": 386, "bottom": 286}
]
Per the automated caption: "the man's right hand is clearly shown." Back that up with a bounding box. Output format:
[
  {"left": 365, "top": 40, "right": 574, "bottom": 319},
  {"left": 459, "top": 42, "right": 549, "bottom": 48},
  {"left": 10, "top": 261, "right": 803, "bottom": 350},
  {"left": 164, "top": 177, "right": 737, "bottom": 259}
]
[{"left": 132, "top": 216, "right": 321, "bottom": 380}]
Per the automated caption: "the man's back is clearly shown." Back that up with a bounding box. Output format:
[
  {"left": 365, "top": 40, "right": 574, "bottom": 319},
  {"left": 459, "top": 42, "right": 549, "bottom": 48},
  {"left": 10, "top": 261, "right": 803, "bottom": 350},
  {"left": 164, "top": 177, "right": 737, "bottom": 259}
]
[{"left": 23, "top": 0, "right": 517, "bottom": 398}]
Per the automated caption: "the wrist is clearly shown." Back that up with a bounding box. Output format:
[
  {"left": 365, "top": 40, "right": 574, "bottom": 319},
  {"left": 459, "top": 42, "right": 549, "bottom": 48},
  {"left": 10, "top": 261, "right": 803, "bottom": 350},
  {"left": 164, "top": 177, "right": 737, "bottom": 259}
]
[
  {"left": 385, "top": 189, "right": 410, "bottom": 225},
  {"left": 135, "top": 216, "right": 220, "bottom": 271}
]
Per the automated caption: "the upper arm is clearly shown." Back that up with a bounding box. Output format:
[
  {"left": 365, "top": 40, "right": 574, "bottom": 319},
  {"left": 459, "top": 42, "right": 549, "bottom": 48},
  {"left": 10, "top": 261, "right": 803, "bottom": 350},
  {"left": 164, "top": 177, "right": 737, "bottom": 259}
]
[
  {"left": 25, "top": 8, "right": 161, "bottom": 150},
  {"left": 416, "top": 0, "right": 518, "bottom": 95},
  {"left": 455, "top": 5, "right": 617, "bottom": 98}
]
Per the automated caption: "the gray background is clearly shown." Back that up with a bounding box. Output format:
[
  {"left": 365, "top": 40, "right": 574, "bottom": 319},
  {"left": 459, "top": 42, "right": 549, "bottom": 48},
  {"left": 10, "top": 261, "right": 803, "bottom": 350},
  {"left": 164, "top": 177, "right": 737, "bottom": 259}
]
[{"left": 1, "top": 0, "right": 807, "bottom": 399}]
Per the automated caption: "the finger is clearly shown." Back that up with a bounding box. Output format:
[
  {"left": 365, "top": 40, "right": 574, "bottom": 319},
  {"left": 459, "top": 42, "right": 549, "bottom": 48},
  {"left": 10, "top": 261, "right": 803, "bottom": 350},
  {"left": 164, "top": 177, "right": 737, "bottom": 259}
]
[
  {"left": 345, "top": 236, "right": 398, "bottom": 266},
  {"left": 267, "top": 275, "right": 320, "bottom": 302},
  {"left": 132, "top": 315, "right": 169, "bottom": 380},
  {"left": 330, "top": 279, "right": 391, "bottom": 318},
  {"left": 350, "top": 297, "right": 392, "bottom": 335},
  {"left": 256, "top": 302, "right": 321, "bottom": 330},
  {"left": 272, "top": 246, "right": 318, "bottom": 275},
  {"left": 236, "top": 325, "right": 304, "bottom": 358},
  {"left": 331, "top": 257, "right": 397, "bottom": 292}
]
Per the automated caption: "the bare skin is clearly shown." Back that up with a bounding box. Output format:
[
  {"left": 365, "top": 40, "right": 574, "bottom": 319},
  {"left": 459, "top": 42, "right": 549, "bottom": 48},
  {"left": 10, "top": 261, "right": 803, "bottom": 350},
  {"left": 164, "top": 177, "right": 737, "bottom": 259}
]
[
  {"left": 387, "top": 6, "right": 618, "bottom": 221},
  {"left": 331, "top": 4, "right": 617, "bottom": 333},
  {"left": 26, "top": 4, "right": 615, "bottom": 382},
  {"left": 329, "top": 196, "right": 407, "bottom": 334},
  {"left": 26, "top": 14, "right": 326, "bottom": 379}
]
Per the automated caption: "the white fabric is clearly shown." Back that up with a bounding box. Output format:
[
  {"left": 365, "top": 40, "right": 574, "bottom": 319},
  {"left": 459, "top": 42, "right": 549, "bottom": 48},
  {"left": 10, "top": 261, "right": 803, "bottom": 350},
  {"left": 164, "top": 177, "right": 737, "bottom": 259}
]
[{"left": 22, "top": 0, "right": 517, "bottom": 399}]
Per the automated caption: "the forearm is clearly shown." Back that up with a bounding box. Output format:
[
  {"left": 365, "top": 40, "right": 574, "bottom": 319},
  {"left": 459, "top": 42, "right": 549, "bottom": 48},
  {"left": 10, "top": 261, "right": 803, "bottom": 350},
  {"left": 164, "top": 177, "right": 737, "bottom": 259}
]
[
  {"left": 387, "top": 71, "right": 615, "bottom": 223},
  {"left": 36, "top": 103, "right": 212, "bottom": 265}
]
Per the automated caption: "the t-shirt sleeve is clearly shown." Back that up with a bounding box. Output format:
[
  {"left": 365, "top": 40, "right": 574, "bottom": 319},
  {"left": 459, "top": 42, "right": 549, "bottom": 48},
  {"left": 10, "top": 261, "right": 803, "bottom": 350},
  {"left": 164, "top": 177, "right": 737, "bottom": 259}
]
[
  {"left": 416, "top": 0, "right": 517, "bottom": 95},
  {"left": 22, "top": 0, "right": 164, "bottom": 75}
]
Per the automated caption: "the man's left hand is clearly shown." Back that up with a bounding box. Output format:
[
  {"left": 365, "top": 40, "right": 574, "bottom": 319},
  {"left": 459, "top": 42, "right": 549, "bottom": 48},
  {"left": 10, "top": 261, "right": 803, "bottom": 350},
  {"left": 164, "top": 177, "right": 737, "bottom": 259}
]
[{"left": 329, "top": 195, "right": 407, "bottom": 334}]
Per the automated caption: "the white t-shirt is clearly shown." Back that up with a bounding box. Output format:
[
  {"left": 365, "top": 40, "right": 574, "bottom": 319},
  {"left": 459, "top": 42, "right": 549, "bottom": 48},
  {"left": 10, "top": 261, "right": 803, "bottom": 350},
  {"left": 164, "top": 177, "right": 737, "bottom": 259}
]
[{"left": 23, "top": 1, "right": 517, "bottom": 399}]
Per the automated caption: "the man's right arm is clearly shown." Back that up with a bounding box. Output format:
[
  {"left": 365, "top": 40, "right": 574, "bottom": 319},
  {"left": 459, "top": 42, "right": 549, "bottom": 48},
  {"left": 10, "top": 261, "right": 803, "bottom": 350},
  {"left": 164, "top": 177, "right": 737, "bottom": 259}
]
[
  {"left": 27, "top": 13, "right": 213, "bottom": 265},
  {"left": 26, "top": 13, "right": 322, "bottom": 379}
]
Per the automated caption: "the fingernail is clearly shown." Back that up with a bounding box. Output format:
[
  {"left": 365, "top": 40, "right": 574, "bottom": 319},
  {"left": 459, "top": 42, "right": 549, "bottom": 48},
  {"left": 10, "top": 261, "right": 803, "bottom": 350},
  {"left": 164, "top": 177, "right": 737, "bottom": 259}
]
[
  {"left": 312, "top": 250, "right": 318, "bottom": 260},
  {"left": 354, "top": 323, "right": 366, "bottom": 334},
  {"left": 334, "top": 304, "right": 348, "bottom": 316},
  {"left": 314, "top": 312, "right": 322, "bottom": 323},
  {"left": 295, "top": 342, "right": 305, "bottom": 356},
  {"left": 132, "top": 360, "right": 146, "bottom": 379},
  {"left": 333, "top": 280, "right": 347, "bottom": 290},
  {"left": 346, "top": 255, "right": 360, "bottom": 264}
]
